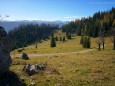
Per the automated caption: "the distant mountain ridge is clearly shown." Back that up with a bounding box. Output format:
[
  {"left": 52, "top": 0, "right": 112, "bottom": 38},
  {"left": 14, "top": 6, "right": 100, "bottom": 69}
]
[{"left": 0, "top": 20, "right": 67, "bottom": 32}]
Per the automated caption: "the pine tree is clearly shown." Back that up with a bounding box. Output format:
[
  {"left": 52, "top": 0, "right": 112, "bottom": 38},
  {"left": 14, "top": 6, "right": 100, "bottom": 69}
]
[
  {"left": 82, "top": 36, "right": 91, "bottom": 48},
  {"left": 66, "top": 33, "right": 71, "bottom": 39},
  {"left": 113, "top": 36, "right": 115, "bottom": 50},
  {"left": 80, "top": 35, "right": 84, "bottom": 44},
  {"left": 63, "top": 36, "right": 65, "bottom": 41},
  {"left": 59, "top": 37, "right": 62, "bottom": 41},
  {"left": 82, "top": 36, "right": 87, "bottom": 48},
  {"left": 87, "top": 36, "right": 91, "bottom": 48},
  {"left": 55, "top": 36, "right": 58, "bottom": 41},
  {"left": 50, "top": 37, "right": 56, "bottom": 47}
]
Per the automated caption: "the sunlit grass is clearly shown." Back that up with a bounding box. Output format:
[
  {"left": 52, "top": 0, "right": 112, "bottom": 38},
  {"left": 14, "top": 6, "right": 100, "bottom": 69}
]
[
  {"left": 10, "top": 49, "right": 115, "bottom": 86},
  {"left": 10, "top": 31, "right": 115, "bottom": 85},
  {"left": 11, "top": 36, "right": 86, "bottom": 55}
]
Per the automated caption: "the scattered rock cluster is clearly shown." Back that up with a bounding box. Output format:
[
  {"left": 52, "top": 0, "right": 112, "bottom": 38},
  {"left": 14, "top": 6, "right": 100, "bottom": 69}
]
[
  {"left": 22, "top": 64, "right": 46, "bottom": 76},
  {"left": 22, "top": 63, "right": 61, "bottom": 76}
]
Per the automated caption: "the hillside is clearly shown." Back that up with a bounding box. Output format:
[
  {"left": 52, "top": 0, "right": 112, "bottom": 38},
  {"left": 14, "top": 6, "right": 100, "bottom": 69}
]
[
  {"left": 8, "top": 24, "right": 59, "bottom": 50},
  {"left": 10, "top": 34, "right": 115, "bottom": 86}
]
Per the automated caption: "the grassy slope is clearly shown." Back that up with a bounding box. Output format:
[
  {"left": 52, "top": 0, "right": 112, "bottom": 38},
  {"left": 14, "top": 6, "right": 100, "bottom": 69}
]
[
  {"left": 11, "top": 31, "right": 85, "bottom": 55},
  {"left": 10, "top": 31, "right": 115, "bottom": 86}
]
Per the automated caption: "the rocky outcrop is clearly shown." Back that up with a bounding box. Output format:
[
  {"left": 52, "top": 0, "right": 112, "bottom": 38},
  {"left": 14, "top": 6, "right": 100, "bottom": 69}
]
[
  {"left": 0, "top": 26, "right": 26, "bottom": 86},
  {"left": 0, "top": 26, "right": 12, "bottom": 75},
  {"left": 22, "top": 63, "right": 61, "bottom": 76},
  {"left": 22, "top": 64, "right": 46, "bottom": 76}
]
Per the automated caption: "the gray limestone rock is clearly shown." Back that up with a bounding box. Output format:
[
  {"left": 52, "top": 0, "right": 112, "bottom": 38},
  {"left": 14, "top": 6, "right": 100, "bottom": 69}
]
[{"left": 0, "top": 26, "right": 12, "bottom": 75}]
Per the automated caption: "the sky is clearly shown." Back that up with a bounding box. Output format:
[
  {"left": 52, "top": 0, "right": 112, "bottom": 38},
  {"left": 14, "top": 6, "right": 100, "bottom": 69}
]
[{"left": 0, "top": 0, "right": 115, "bottom": 21}]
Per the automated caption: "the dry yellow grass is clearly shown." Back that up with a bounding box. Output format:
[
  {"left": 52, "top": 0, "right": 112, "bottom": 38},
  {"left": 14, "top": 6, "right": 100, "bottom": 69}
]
[
  {"left": 10, "top": 33, "right": 115, "bottom": 86},
  {"left": 11, "top": 36, "right": 85, "bottom": 55}
]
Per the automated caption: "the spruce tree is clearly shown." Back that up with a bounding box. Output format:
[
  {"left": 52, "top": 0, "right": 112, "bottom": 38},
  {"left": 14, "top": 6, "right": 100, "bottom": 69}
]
[
  {"left": 66, "top": 33, "right": 71, "bottom": 39},
  {"left": 55, "top": 36, "right": 58, "bottom": 41},
  {"left": 82, "top": 36, "right": 91, "bottom": 48},
  {"left": 80, "top": 35, "right": 84, "bottom": 44},
  {"left": 82, "top": 36, "right": 87, "bottom": 48},
  {"left": 63, "top": 36, "right": 65, "bottom": 41},
  {"left": 59, "top": 37, "right": 62, "bottom": 41},
  {"left": 87, "top": 36, "right": 91, "bottom": 48},
  {"left": 50, "top": 37, "right": 56, "bottom": 47}
]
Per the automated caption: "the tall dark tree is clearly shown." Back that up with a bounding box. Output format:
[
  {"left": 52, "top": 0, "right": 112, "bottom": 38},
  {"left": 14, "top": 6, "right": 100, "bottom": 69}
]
[
  {"left": 82, "top": 36, "right": 91, "bottom": 48},
  {"left": 63, "top": 36, "right": 65, "bottom": 41},
  {"left": 50, "top": 37, "right": 56, "bottom": 47},
  {"left": 59, "top": 37, "right": 62, "bottom": 41},
  {"left": 55, "top": 36, "right": 58, "bottom": 41},
  {"left": 66, "top": 32, "right": 71, "bottom": 39}
]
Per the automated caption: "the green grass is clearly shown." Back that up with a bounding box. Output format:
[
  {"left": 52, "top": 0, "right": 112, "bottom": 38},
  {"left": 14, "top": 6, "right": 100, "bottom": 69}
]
[
  {"left": 11, "top": 36, "right": 86, "bottom": 55},
  {"left": 10, "top": 31, "right": 115, "bottom": 86}
]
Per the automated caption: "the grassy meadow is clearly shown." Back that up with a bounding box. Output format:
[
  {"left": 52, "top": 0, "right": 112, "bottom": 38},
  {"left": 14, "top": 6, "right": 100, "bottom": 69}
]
[{"left": 10, "top": 31, "right": 115, "bottom": 86}]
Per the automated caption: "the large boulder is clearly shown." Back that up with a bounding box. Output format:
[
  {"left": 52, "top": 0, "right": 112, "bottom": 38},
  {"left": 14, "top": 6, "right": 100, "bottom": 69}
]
[
  {"left": 22, "top": 64, "right": 46, "bottom": 76},
  {"left": 0, "top": 26, "right": 12, "bottom": 75}
]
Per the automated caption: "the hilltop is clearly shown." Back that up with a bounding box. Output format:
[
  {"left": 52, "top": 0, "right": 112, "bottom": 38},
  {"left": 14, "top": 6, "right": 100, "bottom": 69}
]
[{"left": 0, "top": 20, "right": 67, "bottom": 31}]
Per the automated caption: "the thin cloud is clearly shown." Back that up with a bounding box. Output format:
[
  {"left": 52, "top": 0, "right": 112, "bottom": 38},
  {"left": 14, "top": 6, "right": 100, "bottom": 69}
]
[
  {"left": 89, "top": 1, "right": 115, "bottom": 5},
  {"left": 64, "top": 16, "right": 78, "bottom": 19}
]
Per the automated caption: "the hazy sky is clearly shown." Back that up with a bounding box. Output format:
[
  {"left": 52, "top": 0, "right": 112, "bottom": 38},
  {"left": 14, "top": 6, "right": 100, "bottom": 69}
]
[{"left": 0, "top": 0, "right": 115, "bottom": 21}]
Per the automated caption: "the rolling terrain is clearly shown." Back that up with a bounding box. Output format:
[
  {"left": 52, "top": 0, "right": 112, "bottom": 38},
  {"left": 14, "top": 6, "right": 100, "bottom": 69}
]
[{"left": 10, "top": 31, "right": 115, "bottom": 86}]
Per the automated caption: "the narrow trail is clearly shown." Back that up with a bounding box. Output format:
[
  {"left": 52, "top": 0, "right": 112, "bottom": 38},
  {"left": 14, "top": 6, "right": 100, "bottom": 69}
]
[{"left": 11, "top": 48, "right": 97, "bottom": 58}]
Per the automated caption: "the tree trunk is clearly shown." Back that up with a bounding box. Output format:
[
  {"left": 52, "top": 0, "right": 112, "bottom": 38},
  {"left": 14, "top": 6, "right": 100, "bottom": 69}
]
[
  {"left": 35, "top": 43, "right": 37, "bottom": 49},
  {"left": 98, "top": 43, "right": 101, "bottom": 51},
  {"left": 113, "top": 37, "right": 115, "bottom": 50},
  {"left": 113, "top": 42, "right": 115, "bottom": 50},
  {"left": 103, "top": 42, "right": 105, "bottom": 50}
]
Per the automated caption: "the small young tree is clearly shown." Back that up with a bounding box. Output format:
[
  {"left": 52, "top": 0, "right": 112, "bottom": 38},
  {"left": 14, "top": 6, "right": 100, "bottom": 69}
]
[
  {"left": 55, "top": 36, "right": 58, "bottom": 41},
  {"left": 63, "top": 36, "right": 65, "bottom": 41},
  {"left": 102, "top": 38, "right": 105, "bottom": 50},
  {"left": 113, "top": 36, "right": 115, "bottom": 50},
  {"left": 59, "top": 37, "right": 62, "bottom": 41},
  {"left": 35, "top": 42, "right": 37, "bottom": 49},
  {"left": 66, "top": 33, "right": 71, "bottom": 39},
  {"left": 82, "top": 36, "right": 87, "bottom": 48},
  {"left": 80, "top": 35, "right": 84, "bottom": 44},
  {"left": 50, "top": 37, "right": 56, "bottom": 47},
  {"left": 87, "top": 36, "right": 91, "bottom": 48},
  {"left": 82, "top": 36, "right": 91, "bottom": 48}
]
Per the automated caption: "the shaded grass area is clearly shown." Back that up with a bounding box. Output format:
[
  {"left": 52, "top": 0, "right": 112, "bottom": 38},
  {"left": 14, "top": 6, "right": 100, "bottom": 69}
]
[{"left": 10, "top": 49, "right": 115, "bottom": 86}]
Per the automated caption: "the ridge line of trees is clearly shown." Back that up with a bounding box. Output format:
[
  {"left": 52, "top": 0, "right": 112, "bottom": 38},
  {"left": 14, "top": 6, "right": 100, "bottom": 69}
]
[
  {"left": 62, "top": 7, "right": 115, "bottom": 38},
  {"left": 8, "top": 23, "right": 59, "bottom": 50}
]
